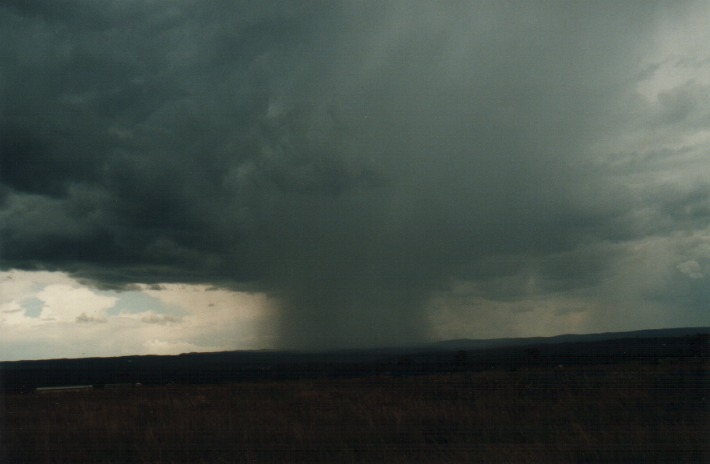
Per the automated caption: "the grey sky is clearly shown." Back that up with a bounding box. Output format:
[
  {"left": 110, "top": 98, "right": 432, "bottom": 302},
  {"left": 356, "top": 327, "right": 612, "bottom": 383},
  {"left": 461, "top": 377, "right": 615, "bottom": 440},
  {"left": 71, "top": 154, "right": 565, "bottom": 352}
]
[{"left": 2, "top": 1, "right": 709, "bottom": 352}]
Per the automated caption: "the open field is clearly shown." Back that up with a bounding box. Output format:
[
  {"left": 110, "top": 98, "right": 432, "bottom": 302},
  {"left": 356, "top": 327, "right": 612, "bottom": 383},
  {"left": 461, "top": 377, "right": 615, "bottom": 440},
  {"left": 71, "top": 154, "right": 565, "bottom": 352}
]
[{"left": 3, "top": 360, "right": 708, "bottom": 463}]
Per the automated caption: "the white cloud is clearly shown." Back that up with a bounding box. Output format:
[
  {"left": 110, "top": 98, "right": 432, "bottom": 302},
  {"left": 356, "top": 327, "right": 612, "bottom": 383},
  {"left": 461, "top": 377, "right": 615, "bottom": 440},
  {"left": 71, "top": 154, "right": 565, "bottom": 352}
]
[
  {"left": 636, "top": 4, "right": 710, "bottom": 101},
  {"left": 140, "top": 313, "right": 182, "bottom": 325},
  {"left": 75, "top": 312, "right": 108, "bottom": 323},
  {"left": 0, "top": 300, "right": 32, "bottom": 327},
  {"left": 677, "top": 260, "right": 703, "bottom": 279},
  {"left": 0, "top": 270, "right": 277, "bottom": 361},
  {"left": 1, "top": 269, "right": 76, "bottom": 300},
  {"left": 143, "top": 339, "right": 213, "bottom": 355},
  {"left": 37, "top": 284, "right": 117, "bottom": 322},
  {"left": 138, "top": 283, "right": 277, "bottom": 348}
]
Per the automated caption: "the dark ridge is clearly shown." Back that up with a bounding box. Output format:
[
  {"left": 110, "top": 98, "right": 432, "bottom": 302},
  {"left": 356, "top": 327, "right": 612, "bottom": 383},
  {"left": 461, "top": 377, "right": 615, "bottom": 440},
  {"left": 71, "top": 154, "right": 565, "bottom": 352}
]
[{"left": 1, "top": 327, "right": 707, "bottom": 393}]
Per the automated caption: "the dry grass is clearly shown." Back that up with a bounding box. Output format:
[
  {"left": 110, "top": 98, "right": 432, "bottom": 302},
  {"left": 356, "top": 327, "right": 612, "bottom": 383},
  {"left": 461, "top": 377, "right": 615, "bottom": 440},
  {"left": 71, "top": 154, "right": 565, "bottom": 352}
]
[{"left": 3, "top": 361, "right": 708, "bottom": 463}]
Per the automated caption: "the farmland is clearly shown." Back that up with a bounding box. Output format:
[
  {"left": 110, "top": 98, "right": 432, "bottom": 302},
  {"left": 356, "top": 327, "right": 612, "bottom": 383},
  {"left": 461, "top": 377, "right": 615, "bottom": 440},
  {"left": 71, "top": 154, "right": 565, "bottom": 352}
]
[{"left": 3, "top": 359, "right": 708, "bottom": 463}]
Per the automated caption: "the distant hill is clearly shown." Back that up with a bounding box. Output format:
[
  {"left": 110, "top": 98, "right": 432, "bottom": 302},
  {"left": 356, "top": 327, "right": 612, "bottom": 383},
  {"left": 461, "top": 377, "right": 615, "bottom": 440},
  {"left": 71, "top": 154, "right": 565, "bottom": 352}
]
[
  {"left": 429, "top": 327, "right": 710, "bottom": 351},
  {"left": 1, "top": 326, "right": 707, "bottom": 393}
]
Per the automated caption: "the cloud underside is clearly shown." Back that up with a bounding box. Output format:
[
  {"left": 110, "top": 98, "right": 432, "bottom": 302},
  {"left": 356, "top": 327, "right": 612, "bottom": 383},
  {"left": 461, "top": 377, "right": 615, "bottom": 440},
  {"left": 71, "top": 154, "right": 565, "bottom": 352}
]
[{"left": 1, "top": 1, "right": 709, "bottom": 349}]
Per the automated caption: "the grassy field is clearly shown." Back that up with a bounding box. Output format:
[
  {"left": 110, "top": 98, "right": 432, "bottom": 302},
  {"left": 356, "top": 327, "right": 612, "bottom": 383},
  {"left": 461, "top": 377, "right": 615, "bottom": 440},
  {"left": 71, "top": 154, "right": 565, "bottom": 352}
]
[{"left": 3, "top": 360, "right": 708, "bottom": 463}]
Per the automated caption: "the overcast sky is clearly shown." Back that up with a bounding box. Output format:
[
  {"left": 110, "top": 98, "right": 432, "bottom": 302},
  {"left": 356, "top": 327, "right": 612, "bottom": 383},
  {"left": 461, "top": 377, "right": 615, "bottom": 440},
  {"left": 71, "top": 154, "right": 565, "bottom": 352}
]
[{"left": 2, "top": 1, "right": 709, "bottom": 361}]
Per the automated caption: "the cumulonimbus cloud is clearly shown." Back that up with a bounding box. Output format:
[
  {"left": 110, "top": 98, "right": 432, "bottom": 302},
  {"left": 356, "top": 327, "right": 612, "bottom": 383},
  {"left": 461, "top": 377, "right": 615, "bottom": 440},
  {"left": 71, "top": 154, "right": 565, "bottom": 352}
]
[{"left": 1, "top": 1, "right": 709, "bottom": 349}]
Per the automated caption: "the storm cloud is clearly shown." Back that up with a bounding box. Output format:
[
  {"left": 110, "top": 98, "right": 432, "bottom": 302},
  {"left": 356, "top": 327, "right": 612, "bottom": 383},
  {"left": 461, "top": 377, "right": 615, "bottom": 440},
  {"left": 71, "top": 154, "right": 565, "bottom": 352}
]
[{"left": 2, "top": 1, "right": 709, "bottom": 349}]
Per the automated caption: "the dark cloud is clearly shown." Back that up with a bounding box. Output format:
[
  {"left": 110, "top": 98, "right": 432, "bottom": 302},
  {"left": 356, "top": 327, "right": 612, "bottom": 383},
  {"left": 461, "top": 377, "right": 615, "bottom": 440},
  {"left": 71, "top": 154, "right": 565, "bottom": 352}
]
[{"left": 2, "top": 1, "right": 709, "bottom": 348}]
